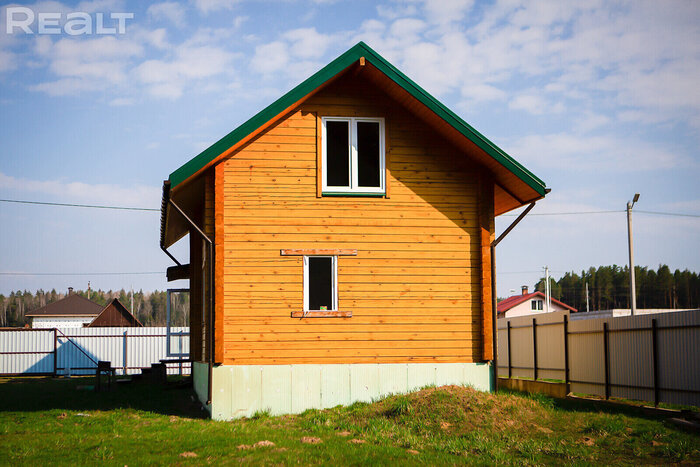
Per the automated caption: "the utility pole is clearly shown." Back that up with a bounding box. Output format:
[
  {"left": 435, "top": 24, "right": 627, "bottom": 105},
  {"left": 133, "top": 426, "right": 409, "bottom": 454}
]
[
  {"left": 544, "top": 266, "right": 551, "bottom": 313},
  {"left": 130, "top": 285, "right": 134, "bottom": 313},
  {"left": 585, "top": 282, "right": 590, "bottom": 313},
  {"left": 627, "top": 193, "right": 640, "bottom": 316}
]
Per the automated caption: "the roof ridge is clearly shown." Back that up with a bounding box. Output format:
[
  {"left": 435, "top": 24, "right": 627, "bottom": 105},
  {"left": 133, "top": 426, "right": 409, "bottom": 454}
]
[{"left": 167, "top": 41, "right": 546, "bottom": 196}]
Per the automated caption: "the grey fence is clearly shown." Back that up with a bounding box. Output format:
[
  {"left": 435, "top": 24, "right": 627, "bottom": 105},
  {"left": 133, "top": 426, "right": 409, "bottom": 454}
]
[
  {"left": 497, "top": 310, "right": 700, "bottom": 406},
  {"left": 0, "top": 327, "right": 190, "bottom": 376}
]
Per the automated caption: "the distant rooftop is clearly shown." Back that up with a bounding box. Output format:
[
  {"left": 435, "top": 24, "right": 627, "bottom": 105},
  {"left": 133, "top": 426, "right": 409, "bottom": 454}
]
[{"left": 25, "top": 293, "right": 103, "bottom": 317}]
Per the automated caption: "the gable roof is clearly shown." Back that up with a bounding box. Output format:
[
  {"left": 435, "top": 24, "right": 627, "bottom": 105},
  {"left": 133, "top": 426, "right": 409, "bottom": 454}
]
[
  {"left": 166, "top": 42, "right": 546, "bottom": 200},
  {"left": 88, "top": 298, "right": 143, "bottom": 327},
  {"left": 25, "top": 293, "right": 103, "bottom": 318},
  {"left": 497, "top": 291, "right": 577, "bottom": 314}
]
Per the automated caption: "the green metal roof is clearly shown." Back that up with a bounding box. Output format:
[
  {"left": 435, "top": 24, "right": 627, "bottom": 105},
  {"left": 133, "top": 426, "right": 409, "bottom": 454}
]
[{"left": 168, "top": 42, "right": 546, "bottom": 196}]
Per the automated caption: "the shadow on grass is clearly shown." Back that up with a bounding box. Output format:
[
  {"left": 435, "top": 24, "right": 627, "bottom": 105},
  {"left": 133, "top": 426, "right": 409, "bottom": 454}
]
[
  {"left": 499, "top": 388, "right": 696, "bottom": 423},
  {"left": 0, "top": 376, "right": 207, "bottom": 419}
]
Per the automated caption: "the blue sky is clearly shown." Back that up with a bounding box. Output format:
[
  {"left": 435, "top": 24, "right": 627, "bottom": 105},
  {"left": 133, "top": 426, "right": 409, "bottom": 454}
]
[{"left": 0, "top": 0, "right": 699, "bottom": 298}]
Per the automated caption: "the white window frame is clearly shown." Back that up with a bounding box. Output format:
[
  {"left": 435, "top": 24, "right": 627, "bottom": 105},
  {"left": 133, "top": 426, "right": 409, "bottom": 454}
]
[
  {"left": 321, "top": 117, "right": 385, "bottom": 194},
  {"left": 303, "top": 255, "right": 338, "bottom": 312}
]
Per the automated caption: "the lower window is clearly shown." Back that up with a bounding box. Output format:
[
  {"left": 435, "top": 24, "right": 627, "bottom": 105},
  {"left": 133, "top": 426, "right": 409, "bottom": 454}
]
[{"left": 303, "top": 256, "right": 338, "bottom": 311}]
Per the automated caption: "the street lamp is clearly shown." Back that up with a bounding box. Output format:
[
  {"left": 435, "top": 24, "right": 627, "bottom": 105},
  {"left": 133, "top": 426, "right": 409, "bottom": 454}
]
[{"left": 627, "top": 193, "right": 640, "bottom": 315}]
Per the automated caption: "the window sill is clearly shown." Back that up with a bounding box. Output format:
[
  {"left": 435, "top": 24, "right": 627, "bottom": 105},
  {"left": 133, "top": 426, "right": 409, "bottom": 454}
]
[
  {"left": 322, "top": 192, "right": 385, "bottom": 197},
  {"left": 291, "top": 311, "right": 352, "bottom": 318}
]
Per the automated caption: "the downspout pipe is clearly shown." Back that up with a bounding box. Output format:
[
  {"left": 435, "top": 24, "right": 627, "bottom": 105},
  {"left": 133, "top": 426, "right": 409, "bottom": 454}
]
[
  {"left": 160, "top": 181, "right": 181, "bottom": 267},
  {"left": 490, "top": 198, "right": 542, "bottom": 391}
]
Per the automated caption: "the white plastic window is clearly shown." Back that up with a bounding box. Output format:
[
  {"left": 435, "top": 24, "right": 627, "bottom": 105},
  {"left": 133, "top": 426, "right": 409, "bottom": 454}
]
[{"left": 322, "top": 117, "right": 385, "bottom": 194}]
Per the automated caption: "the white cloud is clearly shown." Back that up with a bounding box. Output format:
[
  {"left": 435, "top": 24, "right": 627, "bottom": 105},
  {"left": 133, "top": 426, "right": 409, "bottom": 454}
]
[
  {"left": 282, "top": 28, "right": 332, "bottom": 60},
  {"left": 147, "top": 2, "right": 186, "bottom": 27},
  {"left": 509, "top": 94, "right": 565, "bottom": 115},
  {"left": 574, "top": 112, "right": 611, "bottom": 133},
  {"left": 0, "top": 172, "right": 159, "bottom": 208},
  {"left": 30, "top": 35, "right": 143, "bottom": 94},
  {"left": 192, "top": 0, "right": 236, "bottom": 14},
  {"left": 351, "top": 0, "right": 700, "bottom": 135},
  {"left": 233, "top": 15, "right": 247, "bottom": 29},
  {"left": 460, "top": 83, "right": 506, "bottom": 103},
  {"left": 507, "top": 133, "right": 684, "bottom": 172},
  {"left": 250, "top": 41, "right": 289, "bottom": 74},
  {"left": 135, "top": 28, "right": 170, "bottom": 50},
  {"left": 659, "top": 199, "right": 700, "bottom": 214},
  {"left": 0, "top": 49, "right": 16, "bottom": 73},
  {"left": 109, "top": 97, "right": 134, "bottom": 106},
  {"left": 421, "top": 0, "right": 474, "bottom": 25},
  {"left": 30, "top": 77, "right": 102, "bottom": 96},
  {"left": 376, "top": 3, "right": 418, "bottom": 20},
  {"left": 134, "top": 45, "right": 233, "bottom": 99}
]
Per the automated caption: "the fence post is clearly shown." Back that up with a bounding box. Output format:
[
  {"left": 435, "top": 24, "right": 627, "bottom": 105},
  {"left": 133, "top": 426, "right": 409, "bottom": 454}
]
[
  {"left": 53, "top": 328, "right": 58, "bottom": 377},
  {"left": 603, "top": 322, "right": 610, "bottom": 400},
  {"left": 178, "top": 334, "right": 183, "bottom": 376},
  {"left": 507, "top": 321, "right": 512, "bottom": 378},
  {"left": 563, "top": 315, "right": 569, "bottom": 388},
  {"left": 532, "top": 318, "right": 538, "bottom": 381},
  {"left": 123, "top": 330, "right": 128, "bottom": 376},
  {"left": 652, "top": 319, "right": 659, "bottom": 407}
]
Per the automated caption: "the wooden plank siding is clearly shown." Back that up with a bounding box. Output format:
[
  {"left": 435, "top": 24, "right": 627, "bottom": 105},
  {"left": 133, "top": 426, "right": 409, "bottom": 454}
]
[{"left": 217, "top": 73, "right": 492, "bottom": 365}]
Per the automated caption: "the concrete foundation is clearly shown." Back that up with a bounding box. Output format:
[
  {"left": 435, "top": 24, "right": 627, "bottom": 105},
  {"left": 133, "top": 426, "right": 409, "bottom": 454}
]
[{"left": 194, "top": 361, "right": 492, "bottom": 421}]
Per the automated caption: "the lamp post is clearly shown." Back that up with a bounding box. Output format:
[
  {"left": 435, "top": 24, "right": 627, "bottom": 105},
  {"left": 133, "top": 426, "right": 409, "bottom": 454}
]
[{"left": 627, "top": 193, "right": 640, "bottom": 316}]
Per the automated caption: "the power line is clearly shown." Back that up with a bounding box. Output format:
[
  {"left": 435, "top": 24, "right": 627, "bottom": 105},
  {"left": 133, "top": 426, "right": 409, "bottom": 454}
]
[
  {"left": 637, "top": 210, "right": 700, "bottom": 218},
  {"left": 2, "top": 198, "right": 699, "bottom": 218},
  {"left": 0, "top": 272, "right": 162, "bottom": 276},
  {"left": 503, "top": 209, "right": 700, "bottom": 218},
  {"left": 503, "top": 210, "right": 622, "bottom": 216},
  {"left": 0, "top": 199, "right": 159, "bottom": 212}
]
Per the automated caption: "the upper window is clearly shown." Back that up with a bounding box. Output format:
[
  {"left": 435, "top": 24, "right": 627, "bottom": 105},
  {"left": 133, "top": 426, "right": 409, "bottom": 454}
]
[
  {"left": 322, "top": 117, "right": 385, "bottom": 194},
  {"left": 531, "top": 299, "right": 543, "bottom": 311}
]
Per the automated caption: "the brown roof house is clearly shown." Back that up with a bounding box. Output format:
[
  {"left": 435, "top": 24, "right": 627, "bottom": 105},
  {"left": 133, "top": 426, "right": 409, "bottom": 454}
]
[
  {"left": 26, "top": 289, "right": 103, "bottom": 328},
  {"left": 87, "top": 299, "right": 143, "bottom": 327},
  {"left": 159, "top": 42, "right": 548, "bottom": 420}
]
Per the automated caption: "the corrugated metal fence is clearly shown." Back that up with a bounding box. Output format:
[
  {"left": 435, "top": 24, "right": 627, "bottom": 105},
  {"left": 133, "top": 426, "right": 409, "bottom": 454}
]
[
  {"left": 0, "top": 327, "right": 190, "bottom": 376},
  {"left": 497, "top": 310, "right": 700, "bottom": 406}
]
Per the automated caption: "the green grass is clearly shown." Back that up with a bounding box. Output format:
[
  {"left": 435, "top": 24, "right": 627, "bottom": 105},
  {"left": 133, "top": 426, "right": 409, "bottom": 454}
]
[{"left": 0, "top": 377, "right": 698, "bottom": 465}]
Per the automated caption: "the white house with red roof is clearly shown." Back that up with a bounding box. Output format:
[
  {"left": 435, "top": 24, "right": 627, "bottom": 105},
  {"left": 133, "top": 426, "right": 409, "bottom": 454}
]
[{"left": 497, "top": 286, "right": 577, "bottom": 319}]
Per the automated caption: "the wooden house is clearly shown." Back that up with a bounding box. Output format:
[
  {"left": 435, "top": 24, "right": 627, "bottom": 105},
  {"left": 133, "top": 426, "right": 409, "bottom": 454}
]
[
  {"left": 87, "top": 298, "right": 143, "bottom": 327},
  {"left": 159, "top": 42, "right": 547, "bottom": 420}
]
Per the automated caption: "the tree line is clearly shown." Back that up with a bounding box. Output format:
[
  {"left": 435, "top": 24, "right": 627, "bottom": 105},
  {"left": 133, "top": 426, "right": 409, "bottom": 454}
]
[
  {"left": 0, "top": 288, "right": 189, "bottom": 328},
  {"left": 533, "top": 264, "right": 700, "bottom": 312}
]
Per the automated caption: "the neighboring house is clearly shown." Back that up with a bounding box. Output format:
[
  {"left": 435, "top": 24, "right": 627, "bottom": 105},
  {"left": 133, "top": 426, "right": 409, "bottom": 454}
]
[
  {"left": 498, "top": 286, "right": 577, "bottom": 319},
  {"left": 26, "top": 290, "right": 102, "bottom": 328},
  {"left": 159, "top": 42, "right": 548, "bottom": 420},
  {"left": 87, "top": 298, "right": 143, "bottom": 327}
]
